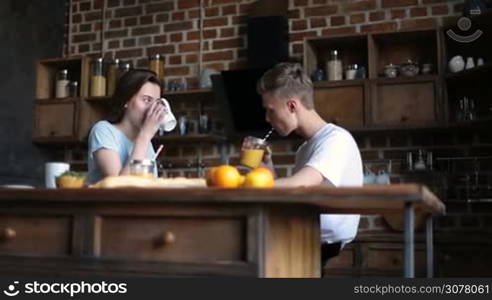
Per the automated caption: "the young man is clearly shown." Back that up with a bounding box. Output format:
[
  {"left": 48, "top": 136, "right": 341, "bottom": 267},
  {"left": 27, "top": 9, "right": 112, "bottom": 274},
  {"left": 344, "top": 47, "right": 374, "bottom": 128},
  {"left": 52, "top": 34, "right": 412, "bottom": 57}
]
[{"left": 257, "top": 62, "right": 363, "bottom": 270}]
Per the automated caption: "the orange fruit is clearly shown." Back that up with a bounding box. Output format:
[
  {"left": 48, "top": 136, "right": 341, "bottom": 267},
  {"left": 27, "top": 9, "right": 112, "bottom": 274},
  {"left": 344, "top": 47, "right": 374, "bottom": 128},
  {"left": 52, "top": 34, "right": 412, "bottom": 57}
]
[
  {"left": 213, "top": 165, "right": 241, "bottom": 188},
  {"left": 243, "top": 167, "right": 274, "bottom": 188},
  {"left": 205, "top": 167, "right": 218, "bottom": 187}
]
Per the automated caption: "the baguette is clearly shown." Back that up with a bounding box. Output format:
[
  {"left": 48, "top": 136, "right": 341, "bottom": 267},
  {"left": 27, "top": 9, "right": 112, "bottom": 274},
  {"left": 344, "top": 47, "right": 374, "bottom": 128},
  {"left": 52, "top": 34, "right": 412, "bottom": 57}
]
[{"left": 90, "top": 175, "right": 206, "bottom": 188}]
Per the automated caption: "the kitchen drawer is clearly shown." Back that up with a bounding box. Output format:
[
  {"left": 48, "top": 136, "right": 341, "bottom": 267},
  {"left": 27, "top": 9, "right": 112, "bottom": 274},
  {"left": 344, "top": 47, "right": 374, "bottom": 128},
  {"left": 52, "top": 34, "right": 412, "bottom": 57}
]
[
  {"left": 366, "top": 244, "right": 425, "bottom": 270},
  {"left": 0, "top": 216, "right": 72, "bottom": 256},
  {"left": 96, "top": 216, "right": 248, "bottom": 263}
]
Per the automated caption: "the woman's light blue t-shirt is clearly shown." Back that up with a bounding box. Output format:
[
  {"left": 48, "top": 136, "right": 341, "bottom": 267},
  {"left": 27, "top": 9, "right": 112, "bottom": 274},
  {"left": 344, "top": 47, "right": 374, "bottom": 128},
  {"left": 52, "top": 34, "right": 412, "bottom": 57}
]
[{"left": 87, "top": 120, "right": 156, "bottom": 184}]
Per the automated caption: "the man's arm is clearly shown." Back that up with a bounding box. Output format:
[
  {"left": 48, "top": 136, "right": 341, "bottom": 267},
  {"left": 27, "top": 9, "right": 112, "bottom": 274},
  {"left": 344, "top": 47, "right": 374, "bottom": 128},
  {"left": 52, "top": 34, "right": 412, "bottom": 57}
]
[{"left": 274, "top": 166, "right": 334, "bottom": 187}]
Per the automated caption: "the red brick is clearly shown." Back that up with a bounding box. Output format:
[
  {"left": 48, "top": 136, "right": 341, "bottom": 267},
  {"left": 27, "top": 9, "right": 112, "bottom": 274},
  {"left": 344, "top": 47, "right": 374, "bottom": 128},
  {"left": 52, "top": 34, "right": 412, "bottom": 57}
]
[
  {"left": 222, "top": 4, "right": 237, "bottom": 15},
  {"left": 391, "top": 9, "right": 407, "bottom": 19},
  {"left": 350, "top": 13, "right": 366, "bottom": 24},
  {"left": 108, "top": 40, "right": 120, "bottom": 49},
  {"left": 186, "top": 31, "right": 199, "bottom": 41},
  {"left": 188, "top": 9, "right": 200, "bottom": 18},
  {"left": 166, "top": 66, "right": 190, "bottom": 76},
  {"left": 153, "top": 34, "right": 167, "bottom": 44},
  {"left": 72, "top": 13, "right": 82, "bottom": 23},
  {"left": 94, "top": 22, "right": 102, "bottom": 31},
  {"left": 347, "top": 0, "right": 377, "bottom": 12},
  {"left": 294, "top": 0, "right": 308, "bottom": 6},
  {"left": 105, "top": 29, "right": 128, "bottom": 39},
  {"left": 212, "top": 0, "right": 235, "bottom": 5},
  {"left": 238, "top": 3, "right": 252, "bottom": 14},
  {"left": 178, "top": 0, "right": 200, "bottom": 9},
  {"left": 213, "top": 38, "right": 243, "bottom": 50},
  {"left": 290, "top": 31, "right": 317, "bottom": 42},
  {"left": 186, "top": 54, "right": 198, "bottom": 64},
  {"left": 423, "top": 0, "right": 448, "bottom": 4},
  {"left": 94, "top": 0, "right": 104, "bottom": 9},
  {"left": 164, "top": 21, "right": 193, "bottom": 32},
  {"left": 310, "top": 18, "right": 327, "bottom": 28},
  {"left": 78, "top": 44, "right": 90, "bottom": 53},
  {"left": 220, "top": 27, "right": 234, "bottom": 37},
  {"left": 170, "top": 33, "right": 183, "bottom": 42},
  {"left": 203, "top": 50, "right": 234, "bottom": 62},
  {"left": 140, "top": 15, "right": 153, "bottom": 25},
  {"left": 292, "top": 43, "right": 303, "bottom": 55},
  {"left": 291, "top": 20, "right": 307, "bottom": 31},
  {"left": 147, "top": 45, "right": 175, "bottom": 55},
  {"left": 410, "top": 7, "right": 427, "bottom": 17},
  {"left": 305, "top": 5, "right": 337, "bottom": 17},
  {"left": 321, "top": 26, "right": 357, "bottom": 36},
  {"left": 285, "top": 9, "right": 299, "bottom": 19},
  {"left": 85, "top": 12, "right": 101, "bottom": 22},
  {"left": 138, "top": 36, "right": 152, "bottom": 46},
  {"left": 80, "top": 24, "right": 92, "bottom": 32},
  {"left": 400, "top": 18, "right": 437, "bottom": 30},
  {"left": 72, "top": 33, "right": 97, "bottom": 43},
  {"left": 204, "top": 17, "right": 228, "bottom": 28},
  {"left": 179, "top": 42, "right": 200, "bottom": 53},
  {"left": 361, "top": 22, "right": 397, "bottom": 33},
  {"left": 79, "top": 2, "right": 91, "bottom": 11},
  {"left": 124, "top": 17, "right": 137, "bottom": 27},
  {"left": 107, "top": 0, "right": 120, "bottom": 8},
  {"left": 114, "top": 6, "right": 142, "bottom": 18},
  {"left": 382, "top": 0, "right": 417, "bottom": 8},
  {"left": 123, "top": 38, "right": 135, "bottom": 48},
  {"left": 109, "top": 19, "right": 121, "bottom": 29},
  {"left": 156, "top": 13, "right": 169, "bottom": 23},
  {"left": 331, "top": 15, "right": 346, "bottom": 26},
  {"left": 123, "top": 0, "right": 136, "bottom": 5},
  {"left": 205, "top": 7, "right": 219, "bottom": 17},
  {"left": 169, "top": 55, "right": 182, "bottom": 65},
  {"left": 172, "top": 11, "right": 185, "bottom": 21},
  {"left": 131, "top": 25, "right": 160, "bottom": 36},
  {"left": 115, "top": 48, "right": 143, "bottom": 58},
  {"left": 146, "top": 2, "right": 174, "bottom": 13},
  {"left": 431, "top": 4, "right": 449, "bottom": 15},
  {"left": 369, "top": 11, "right": 386, "bottom": 22},
  {"left": 204, "top": 29, "right": 218, "bottom": 39}
]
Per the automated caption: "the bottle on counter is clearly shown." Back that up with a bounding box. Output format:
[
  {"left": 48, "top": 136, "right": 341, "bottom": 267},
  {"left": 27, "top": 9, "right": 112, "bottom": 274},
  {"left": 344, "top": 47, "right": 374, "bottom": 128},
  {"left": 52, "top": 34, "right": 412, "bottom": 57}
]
[
  {"left": 106, "top": 58, "right": 119, "bottom": 96},
  {"left": 149, "top": 54, "right": 165, "bottom": 81},
  {"left": 326, "top": 50, "right": 343, "bottom": 81},
  {"left": 55, "top": 69, "right": 69, "bottom": 98},
  {"left": 90, "top": 57, "right": 106, "bottom": 97}
]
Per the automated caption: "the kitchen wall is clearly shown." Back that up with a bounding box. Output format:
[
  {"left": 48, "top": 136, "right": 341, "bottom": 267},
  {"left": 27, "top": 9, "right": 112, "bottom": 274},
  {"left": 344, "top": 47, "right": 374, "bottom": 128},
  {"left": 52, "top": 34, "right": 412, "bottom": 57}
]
[
  {"left": 54, "top": 0, "right": 492, "bottom": 275},
  {"left": 0, "top": 0, "right": 66, "bottom": 185}
]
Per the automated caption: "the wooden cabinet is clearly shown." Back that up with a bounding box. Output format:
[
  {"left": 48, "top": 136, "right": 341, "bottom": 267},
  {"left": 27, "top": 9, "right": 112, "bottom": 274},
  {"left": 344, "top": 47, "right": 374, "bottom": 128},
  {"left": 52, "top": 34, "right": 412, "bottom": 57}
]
[
  {"left": 33, "top": 100, "right": 77, "bottom": 140},
  {"left": 304, "top": 28, "right": 444, "bottom": 130}
]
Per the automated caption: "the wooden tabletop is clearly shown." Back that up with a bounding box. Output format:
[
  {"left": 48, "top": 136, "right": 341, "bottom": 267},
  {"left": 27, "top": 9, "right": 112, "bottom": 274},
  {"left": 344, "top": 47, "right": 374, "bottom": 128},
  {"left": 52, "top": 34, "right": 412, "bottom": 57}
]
[{"left": 0, "top": 184, "right": 445, "bottom": 215}]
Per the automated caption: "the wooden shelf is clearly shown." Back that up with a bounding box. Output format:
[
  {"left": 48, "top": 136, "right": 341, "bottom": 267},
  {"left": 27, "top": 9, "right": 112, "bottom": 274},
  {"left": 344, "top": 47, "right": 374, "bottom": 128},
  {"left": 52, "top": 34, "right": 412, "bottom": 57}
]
[
  {"left": 448, "top": 117, "right": 492, "bottom": 128},
  {"left": 153, "top": 134, "right": 226, "bottom": 143},
  {"left": 35, "top": 97, "right": 79, "bottom": 103},
  {"left": 163, "top": 89, "right": 213, "bottom": 101},
  {"left": 375, "top": 74, "right": 439, "bottom": 84},
  {"left": 313, "top": 79, "right": 367, "bottom": 88},
  {"left": 445, "top": 62, "right": 492, "bottom": 80},
  {"left": 85, "top": 96, "right": 111, "bottom": 103}
]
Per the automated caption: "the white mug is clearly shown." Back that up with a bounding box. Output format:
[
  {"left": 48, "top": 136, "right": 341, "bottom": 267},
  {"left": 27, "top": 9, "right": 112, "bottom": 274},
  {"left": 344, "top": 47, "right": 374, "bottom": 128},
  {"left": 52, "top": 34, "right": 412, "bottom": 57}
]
[
  {"left": 159, "top": 98, "right": 177, "bottom": 132},
  {"left": 44, "top": 162, "right": 70, "bottom": 188},
  {"left": 376, "top": 170, "right": 390, "bottom": 185}
]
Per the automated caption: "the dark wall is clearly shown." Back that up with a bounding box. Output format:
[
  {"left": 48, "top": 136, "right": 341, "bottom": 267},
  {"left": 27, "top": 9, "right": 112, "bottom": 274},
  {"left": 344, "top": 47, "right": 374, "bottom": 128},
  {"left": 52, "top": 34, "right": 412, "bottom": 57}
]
[{"left": 0, "top": 0, "right": 65, "bottom": 186}]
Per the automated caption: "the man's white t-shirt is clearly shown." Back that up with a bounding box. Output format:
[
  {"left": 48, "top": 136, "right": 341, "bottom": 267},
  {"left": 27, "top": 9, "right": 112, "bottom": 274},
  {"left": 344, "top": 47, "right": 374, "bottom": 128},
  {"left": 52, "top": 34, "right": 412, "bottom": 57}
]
[{"left": 293, "top": 123, "right": 363, "bottom": 245}]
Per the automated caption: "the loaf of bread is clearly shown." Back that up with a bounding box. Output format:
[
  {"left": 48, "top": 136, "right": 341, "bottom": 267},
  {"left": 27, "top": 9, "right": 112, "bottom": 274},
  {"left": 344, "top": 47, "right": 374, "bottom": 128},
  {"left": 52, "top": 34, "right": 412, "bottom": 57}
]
[{"left": 90, "top": 175, "right": 206, "bottom": 188}]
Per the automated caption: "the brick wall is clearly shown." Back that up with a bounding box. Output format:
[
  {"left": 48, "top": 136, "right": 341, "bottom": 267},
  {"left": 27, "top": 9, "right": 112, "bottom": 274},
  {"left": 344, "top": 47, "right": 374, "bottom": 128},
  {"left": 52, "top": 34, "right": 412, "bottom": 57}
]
[{"left": 63, "top": 0, "right": 492, "bottom": 235}]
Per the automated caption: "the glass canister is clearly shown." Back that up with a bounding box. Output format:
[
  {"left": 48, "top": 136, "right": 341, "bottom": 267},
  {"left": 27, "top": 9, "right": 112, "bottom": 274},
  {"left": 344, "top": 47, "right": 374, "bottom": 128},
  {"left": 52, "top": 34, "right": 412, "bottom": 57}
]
[
  {"left": 326, "top": 50, "right": 343, "bottom": 81},
  {"left": 345, "top": 64, "right": 358, "bottom": 80},
  {"left": 149, "top": 54, "right": 164, "bottom": 81},
  {"left": 129, "top": 159, "right": 155, "bottom": 178},
  {"left": 55, "top": 69, "right": 69, "bottom": 98},
  {"left": 106, "top": 58, "right": 119, "bottom": 96},
  {"left": 68, "top": 81, "right": 78, "bottom": 97},
  {"left": 118, "top": 62, "right": 132, "bottom": 80},
  {"left": 239, "top": 136, "right": 268, "bottom": 169},
  {"left": 90, "top": 58, "right": 106, "bottom": 97}
]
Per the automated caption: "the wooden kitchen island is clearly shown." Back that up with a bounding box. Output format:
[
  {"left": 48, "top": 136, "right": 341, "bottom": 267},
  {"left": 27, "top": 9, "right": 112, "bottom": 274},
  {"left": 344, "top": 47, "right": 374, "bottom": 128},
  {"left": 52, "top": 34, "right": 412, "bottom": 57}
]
[{"left": 0, "top": 184, "right": 444, "bottom": 278}]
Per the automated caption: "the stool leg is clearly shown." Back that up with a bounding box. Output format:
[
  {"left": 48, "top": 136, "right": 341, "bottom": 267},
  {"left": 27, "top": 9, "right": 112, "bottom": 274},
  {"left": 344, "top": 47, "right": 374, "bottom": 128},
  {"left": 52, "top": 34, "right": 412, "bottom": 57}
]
[
  {"left": 426, "top": 216, "right": 434, "bottom": 278},
  {"left": 404, "top": 202, "right": 415, "bottom": 278}
]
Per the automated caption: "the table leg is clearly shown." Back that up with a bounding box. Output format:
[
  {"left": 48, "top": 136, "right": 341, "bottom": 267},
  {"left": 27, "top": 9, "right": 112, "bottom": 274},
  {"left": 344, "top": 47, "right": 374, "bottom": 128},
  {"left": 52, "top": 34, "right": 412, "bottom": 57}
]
[
  {"left": 404, "top": 202, "right": 415, "bottom": 278},
  {"left": 426, "top": 215, "right": 434, "bottom": 278}
]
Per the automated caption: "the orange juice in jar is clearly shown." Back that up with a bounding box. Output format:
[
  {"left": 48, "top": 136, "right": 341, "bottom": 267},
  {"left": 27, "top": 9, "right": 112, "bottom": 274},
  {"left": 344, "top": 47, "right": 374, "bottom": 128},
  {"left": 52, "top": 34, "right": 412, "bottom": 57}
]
[
  {"left": 240, "top": 136, "right": 267, "bottom": 169},
  {"left": 129, "top": 159, "right": 155, "bottom": 178}
]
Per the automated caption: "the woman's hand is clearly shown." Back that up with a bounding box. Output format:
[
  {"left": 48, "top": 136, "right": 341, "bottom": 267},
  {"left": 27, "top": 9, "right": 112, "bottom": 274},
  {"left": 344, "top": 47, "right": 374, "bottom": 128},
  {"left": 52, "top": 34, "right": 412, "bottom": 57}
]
[{"left": 140, "top": 100, "right": 166, "bottom": 139}]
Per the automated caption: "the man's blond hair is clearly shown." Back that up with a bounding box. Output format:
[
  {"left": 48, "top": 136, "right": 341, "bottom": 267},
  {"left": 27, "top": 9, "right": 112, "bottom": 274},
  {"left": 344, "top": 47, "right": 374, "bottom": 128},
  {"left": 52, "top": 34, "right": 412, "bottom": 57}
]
[{"left": 256, "top": 62, "right": 314, "bottom": 109}]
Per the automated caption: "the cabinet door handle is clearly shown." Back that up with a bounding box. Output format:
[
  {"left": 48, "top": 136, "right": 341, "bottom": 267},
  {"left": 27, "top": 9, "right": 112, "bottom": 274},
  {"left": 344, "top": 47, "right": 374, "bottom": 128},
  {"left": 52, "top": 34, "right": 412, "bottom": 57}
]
[
  {"left": 0, "top": 227, "right": 16, "bottom": 241},
  {"left": 154, "top": 230, "right": 176, "bottom": 247}
]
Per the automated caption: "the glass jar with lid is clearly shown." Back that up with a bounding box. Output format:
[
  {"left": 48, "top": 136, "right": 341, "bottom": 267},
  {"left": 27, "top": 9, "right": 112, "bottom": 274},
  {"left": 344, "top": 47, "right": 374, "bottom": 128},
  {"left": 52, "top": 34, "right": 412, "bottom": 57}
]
[
  {"left": 55, "top": 69, "right": 69, "bottom": 98},
  {"left": 90, "top": 57, "right": 106, "bottom": 97},
  {"left": 129, "top": 159, "right": 155, "bottom": 178},
  {"left": 118, "top": 62, "right": 132, "bottom": 80},
  {"left": 106, "top": 58, "right": 119, "bottom": 96},
  {"left": 326, "top": 50, "right": 343, "bottom": 81},
  {"left": 149, "top": 54, "right": 165, "bottom": 81}
]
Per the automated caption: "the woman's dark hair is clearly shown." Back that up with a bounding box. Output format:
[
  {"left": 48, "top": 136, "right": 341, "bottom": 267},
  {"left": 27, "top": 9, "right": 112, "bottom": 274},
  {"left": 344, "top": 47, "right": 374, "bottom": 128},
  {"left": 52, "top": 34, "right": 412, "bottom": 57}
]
[{"left": 107, "top": 69, "right": 162, "bottom": 123}]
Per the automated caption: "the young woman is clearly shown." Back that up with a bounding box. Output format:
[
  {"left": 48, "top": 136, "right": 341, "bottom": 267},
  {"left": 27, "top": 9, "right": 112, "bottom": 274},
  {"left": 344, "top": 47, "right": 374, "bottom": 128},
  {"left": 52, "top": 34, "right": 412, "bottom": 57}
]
[{"left": 86, "top": 69, "right": 167, "bottom": 184}]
